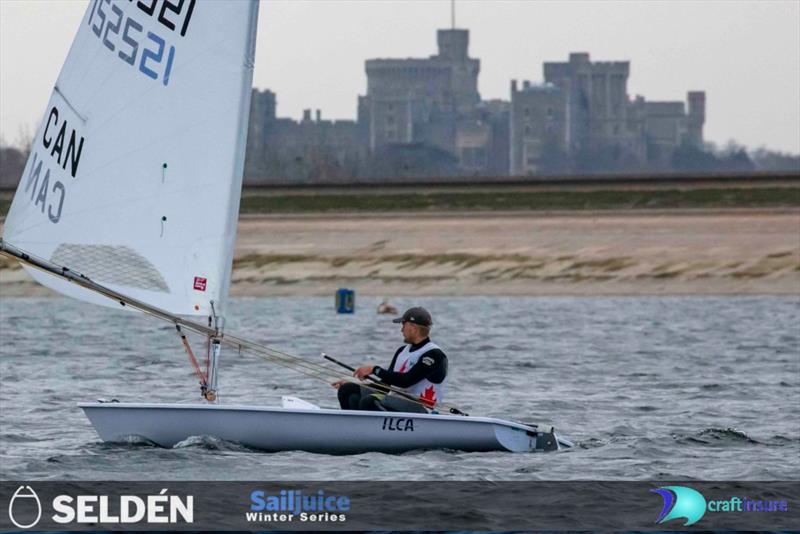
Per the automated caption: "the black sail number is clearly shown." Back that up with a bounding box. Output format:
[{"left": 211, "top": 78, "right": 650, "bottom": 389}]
[
  {"left": 157, "top": 0, "right": 183, "bottom": 31},
  {"left": 102, "top": 3, "right": 123, "bottom": 52},
  {"left": 118, "top": 17, "right": 142, "bottom": 65},
  {"left": 86, "top": 0, "right": 195, "bottom": 87},
  {"left": 90, "top": 0, "right": 108, "bottom": 37},
  {"left": 136, "top": 0, "right": 157, "bottom": 16}
]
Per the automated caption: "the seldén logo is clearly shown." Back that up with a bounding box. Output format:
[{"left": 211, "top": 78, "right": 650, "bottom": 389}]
[
  {"left": 651, "top": 486, "right": 707, "bottom": 526},
  {"left": 6, "top": 485, "right": 194, "bottom": 527},
  {"left": 8, "top": 486, "right": 43, "bottom": 529}
]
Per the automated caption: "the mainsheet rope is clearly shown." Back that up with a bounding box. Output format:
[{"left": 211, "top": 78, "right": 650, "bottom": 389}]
[{"left": 182, "top": 329, "right": 465, "bottom": 414}]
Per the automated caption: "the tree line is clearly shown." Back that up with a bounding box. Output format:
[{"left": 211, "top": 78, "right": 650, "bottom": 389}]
[{"left": 1, "top": 139, "right": 798, "bottom": 189}]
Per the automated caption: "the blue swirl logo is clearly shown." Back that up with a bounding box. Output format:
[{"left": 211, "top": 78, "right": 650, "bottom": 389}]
[{"left": 651, "top": 485, "right": 707, "bottom": 526}]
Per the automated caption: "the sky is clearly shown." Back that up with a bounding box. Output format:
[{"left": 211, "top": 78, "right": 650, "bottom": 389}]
[{"left": 1, "top": 0, "right": 799, "bottom": 153}]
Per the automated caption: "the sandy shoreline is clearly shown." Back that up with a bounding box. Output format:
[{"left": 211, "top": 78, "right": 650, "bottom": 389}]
[{"left": 2, "top": 210, "right": 799, "bottom": 297}]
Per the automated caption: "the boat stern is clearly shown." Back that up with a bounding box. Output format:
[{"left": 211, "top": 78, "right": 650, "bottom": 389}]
[{"left": 493, "top": 423, "right": 572, "bottom": 452}]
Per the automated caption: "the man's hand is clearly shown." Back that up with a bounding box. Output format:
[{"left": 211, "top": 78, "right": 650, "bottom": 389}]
[
  {"left": 331, "top": 379, "right": 348, "bottom": 389},
  {"left": 353, "top": 365, "right": 375, "bottom": 380}
]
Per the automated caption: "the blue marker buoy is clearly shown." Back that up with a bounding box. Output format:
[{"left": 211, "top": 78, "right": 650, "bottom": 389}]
[{"left": 336, "top": 288, "right": 355, "bottom": 314}]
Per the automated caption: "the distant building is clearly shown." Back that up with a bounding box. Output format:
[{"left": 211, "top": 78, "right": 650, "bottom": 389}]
[
  {"left": 246, "top": 89, "right": 366, "bottom": 184},
  {"left": 510, "top": 81, "right": 567, "bottom": 175},
  {"left": 686, "top": 91, "right": 706, "bottom": 148},
  {"left": 634, "top": 91, "right": 706, "bottom": 167},
  {"left": 359, "top": 29, "right": 505, "bottom": 175},
  {"left": 244, "top": 32, "right": 707, "bottom": 183},
  {"left": 361, "top": 29, "right": 479, "bottom": 151},
  {"left": 509, "top": 52, "right": 705, "bottom": 174},
  {"left": 479, "top": 99, "right": 511, "bottom": 176}
]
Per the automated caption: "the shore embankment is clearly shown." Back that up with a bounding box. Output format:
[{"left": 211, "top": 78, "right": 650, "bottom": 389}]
[{"left": 2, "top": 209, "right": 798, "bottom": 297}]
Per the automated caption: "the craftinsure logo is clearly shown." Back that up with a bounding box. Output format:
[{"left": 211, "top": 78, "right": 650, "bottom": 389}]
[
  {"left": 651, "top": 485, "right": 790, "bottom": 526},
  {"left": 7, "top": 485, "right": 194, "bottom": 528},
  {"left": 652, "top": 486, "right": 707, "bottom": 526}
]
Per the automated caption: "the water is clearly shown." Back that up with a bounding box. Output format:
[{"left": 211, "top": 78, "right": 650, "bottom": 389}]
[{"left": 1, "top": 296, "right": 798, "bottom": 481}]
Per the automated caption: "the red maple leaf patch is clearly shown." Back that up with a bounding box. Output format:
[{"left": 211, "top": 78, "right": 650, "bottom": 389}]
[
  {"left": 420, "top": 385, "right": 437, "bottom": 407},
  {"left": 398, "top": 359, "right": 410, "bottom": 373}
]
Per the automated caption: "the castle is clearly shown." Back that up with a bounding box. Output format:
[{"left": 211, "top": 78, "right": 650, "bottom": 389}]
[{"left": 245, "top": 28, "right": 705, "bottom": 184}]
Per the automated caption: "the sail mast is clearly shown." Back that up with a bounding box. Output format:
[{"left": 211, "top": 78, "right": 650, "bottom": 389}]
[{"left": 206, "top": 0, "right": 260, "bottom": 400}]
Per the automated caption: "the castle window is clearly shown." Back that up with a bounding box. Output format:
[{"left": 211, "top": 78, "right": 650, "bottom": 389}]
[
  {"left": 547, "top": 107, "right": 554, "bottom": 118},
  {"left": 524, "top": 125, "right": 532, "bottom": 137},
  {"left": 524, "top": 107, "right": 530, "bottom": 118}
]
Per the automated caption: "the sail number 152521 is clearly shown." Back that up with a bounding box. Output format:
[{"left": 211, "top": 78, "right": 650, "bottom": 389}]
[{"left": 87, "top": 0, "right": 196, "bottom": 87}]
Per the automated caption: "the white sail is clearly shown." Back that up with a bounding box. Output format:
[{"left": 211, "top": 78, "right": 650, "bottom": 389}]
[{"left": 3, "top": 0, "right": 259, "bottom": 317}]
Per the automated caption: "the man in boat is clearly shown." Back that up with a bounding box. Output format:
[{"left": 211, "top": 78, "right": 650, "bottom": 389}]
[{"left": 333, "top": 306, "right": 447, "bottom": 413}]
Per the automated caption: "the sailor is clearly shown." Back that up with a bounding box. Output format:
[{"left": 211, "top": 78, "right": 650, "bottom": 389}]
[{"left": 333, "top": 306, "right": 447, "bottom": 413}]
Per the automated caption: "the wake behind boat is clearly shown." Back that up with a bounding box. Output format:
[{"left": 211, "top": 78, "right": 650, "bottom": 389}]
[{"left": 1, "top": 0, "right": 571, "bottom": 455}]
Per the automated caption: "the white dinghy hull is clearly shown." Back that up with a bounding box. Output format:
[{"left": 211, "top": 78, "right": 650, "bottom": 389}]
[{"left": 79, "top": 403, "right": 570, "bottom": 454}]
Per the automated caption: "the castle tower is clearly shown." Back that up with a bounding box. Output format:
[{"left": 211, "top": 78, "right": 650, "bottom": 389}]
[
  {"left": 687, "top": 91, "right": 706, "bottom": 148},
  {"left": 362, "top": 28, "right": 479, "bottom": 153},
  {"left": 510, "top": 79, "right": 567, "bottom": 175},
  {"left": 436, "top": 29, "right": 469, "bottom": 61}
]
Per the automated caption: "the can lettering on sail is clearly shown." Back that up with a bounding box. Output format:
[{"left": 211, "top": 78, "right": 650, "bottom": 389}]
[
  {"left": 20, "top": 103, "right": 87, "bottom": 224},
  {"left": 42, "top": 105, "right": 85, "bottom": 179}
]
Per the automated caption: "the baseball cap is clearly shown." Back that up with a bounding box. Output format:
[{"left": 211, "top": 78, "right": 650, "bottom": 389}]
[{"left": 392, "top": 306, "right": 433, "bottom": 327}]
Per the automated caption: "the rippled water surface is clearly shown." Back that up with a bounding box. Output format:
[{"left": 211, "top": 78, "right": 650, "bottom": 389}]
[{"left": 1, "top": 296, "right": 798, "bottom": 480}]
